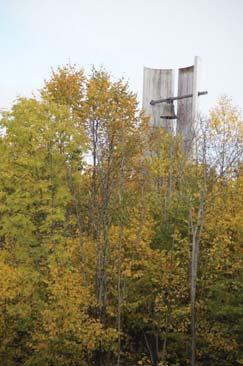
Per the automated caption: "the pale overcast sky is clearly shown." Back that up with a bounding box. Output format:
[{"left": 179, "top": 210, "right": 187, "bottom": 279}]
[{"left": 1, "top": 0, "right": 243, "bottom": 114}]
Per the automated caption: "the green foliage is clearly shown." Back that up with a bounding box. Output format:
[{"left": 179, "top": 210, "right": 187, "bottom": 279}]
[{"left": 0, "top": 66, "right": 242, "bottom": 365}]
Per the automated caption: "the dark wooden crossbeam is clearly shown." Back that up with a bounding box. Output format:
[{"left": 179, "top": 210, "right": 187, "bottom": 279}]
[{"left": 150, "top": 91, "right": 208, "bottom": 105}]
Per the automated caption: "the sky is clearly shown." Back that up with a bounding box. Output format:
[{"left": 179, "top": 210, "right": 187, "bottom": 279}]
[{"left": 1, "top": 0, "right": 243, "bottom": 114}]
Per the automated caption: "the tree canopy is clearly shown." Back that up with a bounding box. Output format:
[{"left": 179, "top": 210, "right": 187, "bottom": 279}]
[{"left": 0, "top": 65, "right": 242, "bottom": 366}]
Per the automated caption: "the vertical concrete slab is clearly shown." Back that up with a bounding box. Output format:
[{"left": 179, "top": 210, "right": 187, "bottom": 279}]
[
  {"left": 142, "top": 67, "right": 175, "bottom": 131},
  {"left": 177, "top": 57, "right": 200, "bottom": 152}
]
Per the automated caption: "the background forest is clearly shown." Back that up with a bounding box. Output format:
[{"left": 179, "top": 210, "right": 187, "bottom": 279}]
[{"left": 0, "top": 65, "right": 242, "bottom": 366}]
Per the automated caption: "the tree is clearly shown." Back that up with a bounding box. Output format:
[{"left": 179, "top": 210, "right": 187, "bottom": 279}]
[
  {"left": 0, "top": 97, "right": 87, "bottom": 365},
  {"left": 0, "top": 67, "right": 242, "bottom": 366}
]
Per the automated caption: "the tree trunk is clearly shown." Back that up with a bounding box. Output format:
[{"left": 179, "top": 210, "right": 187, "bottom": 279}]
[{"left": 190, "top": 198, "right": 203, "bottom": 366}]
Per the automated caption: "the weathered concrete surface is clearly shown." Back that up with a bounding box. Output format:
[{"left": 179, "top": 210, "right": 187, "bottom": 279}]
[
  {"left": 142, "top": 67, "right": 175, "bottom": 131},
  {"left": 177, "top": 57, "right": 200, "bottom": 153},
  {"left": 142, "top": 57, "right": 200, "bottom": 154}
]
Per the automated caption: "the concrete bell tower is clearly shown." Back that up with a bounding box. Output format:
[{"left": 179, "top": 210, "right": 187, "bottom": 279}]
[{"left": 142, "top": 57, "right": 206, "bottom": 154}]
